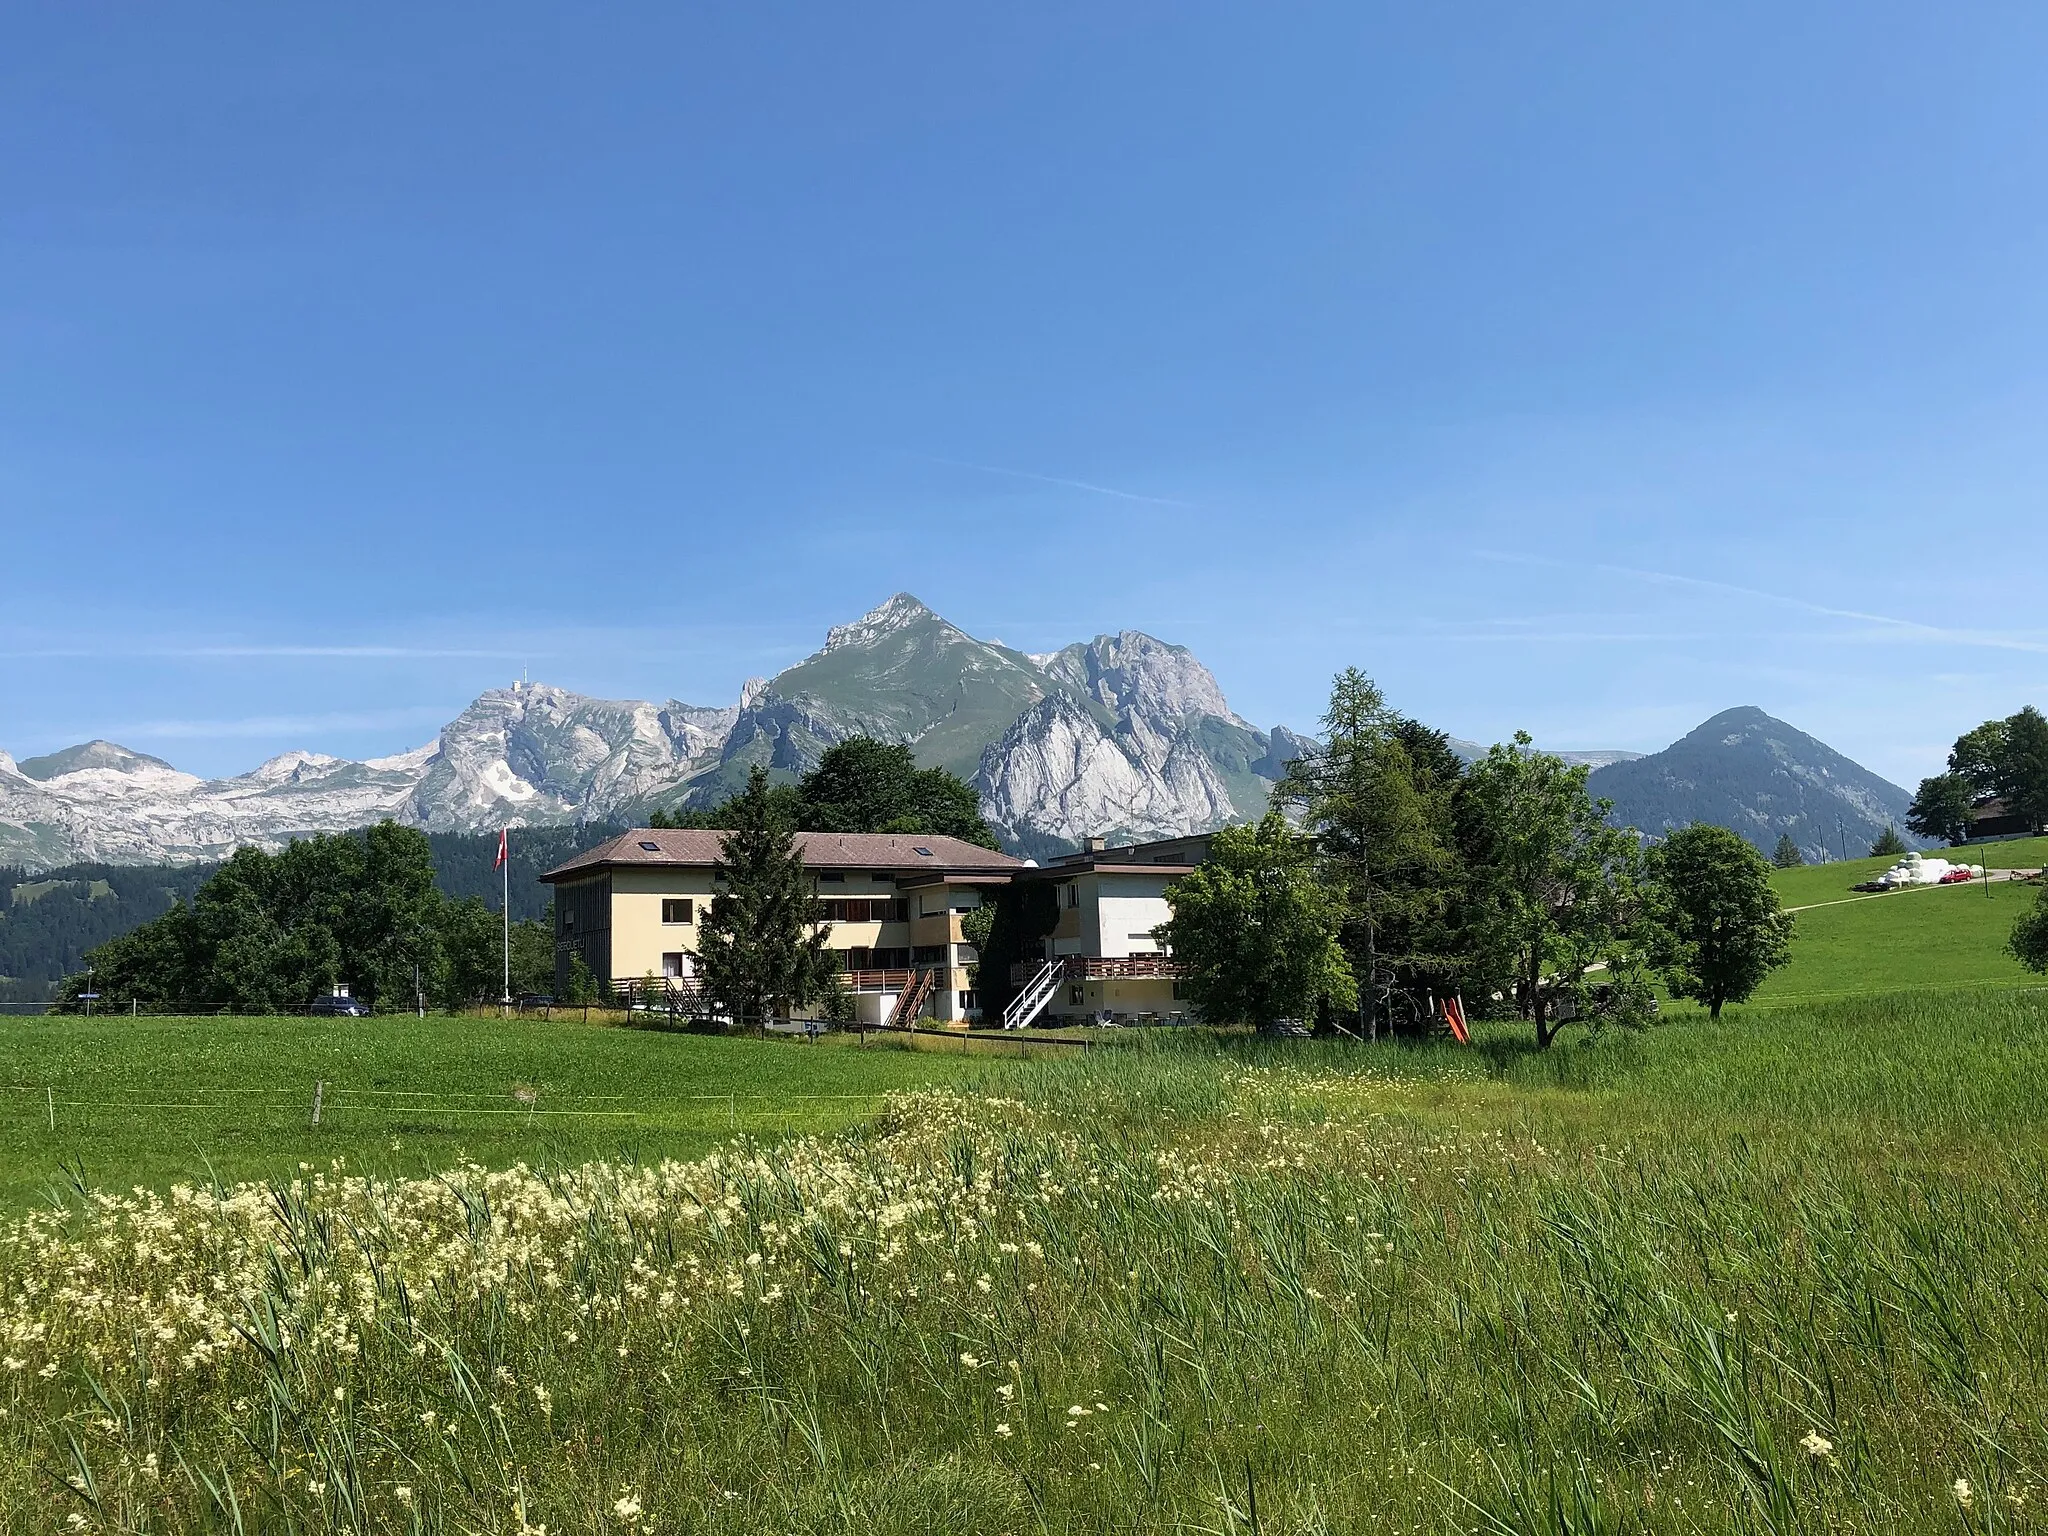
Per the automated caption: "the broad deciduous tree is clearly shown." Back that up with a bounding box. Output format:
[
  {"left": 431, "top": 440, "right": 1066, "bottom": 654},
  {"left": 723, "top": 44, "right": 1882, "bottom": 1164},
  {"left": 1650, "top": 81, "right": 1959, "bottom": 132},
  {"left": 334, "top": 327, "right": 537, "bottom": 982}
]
[
  {"left": 1155, "top": 813, "right": 1356, "bottom": 1031},
  {"left": 1457, "top": 735, "right": 1645, "bottom": 1049},
  {"left": 653, "top": 736, "right": 999, "bottom": 849},
  {"left": 1907, "top": 773, "right": 1978, "bottom": 847},
  {"left": 1649, "top": 823, "right": 1794, "bottom": 1019},
  {"left": 2012, "top": 885, "right": 2048, "bottom": 975}
]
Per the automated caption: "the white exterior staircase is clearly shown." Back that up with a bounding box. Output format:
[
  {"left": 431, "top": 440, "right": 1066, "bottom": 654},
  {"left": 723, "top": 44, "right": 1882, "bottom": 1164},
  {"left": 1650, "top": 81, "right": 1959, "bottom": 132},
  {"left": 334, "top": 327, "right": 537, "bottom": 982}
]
[{"left": 1002, "top": 959, "right": 1064, "bottom": 1030}]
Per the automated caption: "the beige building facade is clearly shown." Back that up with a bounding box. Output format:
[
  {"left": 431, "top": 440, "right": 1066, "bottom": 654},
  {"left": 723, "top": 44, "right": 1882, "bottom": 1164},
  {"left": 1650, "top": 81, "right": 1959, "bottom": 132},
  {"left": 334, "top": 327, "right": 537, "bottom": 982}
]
[
  {"left": 542, "top": 829, "right": 1023, "bottom": 1026},
  {"left": 1018, "top": 833, "right": 1210, "bottom": 1023}
]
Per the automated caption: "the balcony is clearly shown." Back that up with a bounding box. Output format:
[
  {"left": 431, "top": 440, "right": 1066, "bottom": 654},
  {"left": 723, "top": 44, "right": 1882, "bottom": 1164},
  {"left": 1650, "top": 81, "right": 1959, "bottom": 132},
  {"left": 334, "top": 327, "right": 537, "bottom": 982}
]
[
  {"left": 1010, "top": 955, "right": 1183, "bottom": 986},
  {"left": 840, "top": 968, "right": 915, "bottom": 993}
]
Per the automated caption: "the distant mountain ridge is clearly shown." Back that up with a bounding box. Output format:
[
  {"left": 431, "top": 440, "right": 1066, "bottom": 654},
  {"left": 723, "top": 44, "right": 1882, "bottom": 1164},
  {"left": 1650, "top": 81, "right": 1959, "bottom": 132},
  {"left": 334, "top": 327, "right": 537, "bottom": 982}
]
[
  {"left": 0, "top": 600, "right": 1912, "bottom": 871},
  {"left": 0, "top": 596, "right": 1310, "bottom": 869},
  {"left": 1586, "top": 706, "right": 1921, "bottom": 860}
]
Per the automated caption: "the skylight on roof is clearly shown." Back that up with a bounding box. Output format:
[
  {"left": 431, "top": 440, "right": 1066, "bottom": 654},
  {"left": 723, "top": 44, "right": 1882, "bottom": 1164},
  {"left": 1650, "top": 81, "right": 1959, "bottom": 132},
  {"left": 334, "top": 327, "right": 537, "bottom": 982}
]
[
  {"left": 638, "top": 841, "right": 661, "bottom": 851},
  {"left": 913, "top": 847, "right": 933, "bottom": 857}
]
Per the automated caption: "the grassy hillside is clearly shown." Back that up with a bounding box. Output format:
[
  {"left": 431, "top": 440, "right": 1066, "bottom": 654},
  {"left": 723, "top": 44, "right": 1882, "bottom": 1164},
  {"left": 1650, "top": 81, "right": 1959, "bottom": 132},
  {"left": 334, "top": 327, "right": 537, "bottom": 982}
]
[
  {"left": 1747, "top": 840, "right": 2046, "bottom": 1003},
  {"left": 6, "top": 993, "right": 2048, "bottom": 1530}
]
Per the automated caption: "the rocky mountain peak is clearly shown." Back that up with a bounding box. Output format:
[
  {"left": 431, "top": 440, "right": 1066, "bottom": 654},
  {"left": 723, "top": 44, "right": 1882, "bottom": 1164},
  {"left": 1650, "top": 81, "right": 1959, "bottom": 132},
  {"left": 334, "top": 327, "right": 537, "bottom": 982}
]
[
  {"left": 822, "top": 593, "right": 943, "bottom": 654},
  {"left": 1041, "top": 631, "right": 1246, "bottom": 726},
  {"left": 16, "top": 741, "right": 181, "bottom": 782},
  {"left": 1588, "top": 705, "right": 1917, "bottom": 860}
]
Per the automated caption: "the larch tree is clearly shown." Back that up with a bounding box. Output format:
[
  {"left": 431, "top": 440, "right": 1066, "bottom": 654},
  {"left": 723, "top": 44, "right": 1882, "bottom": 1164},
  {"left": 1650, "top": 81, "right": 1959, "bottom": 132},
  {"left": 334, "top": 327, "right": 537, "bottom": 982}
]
[{"left": 1274, "top": 668, "right": 1461, "bottom": 1030}]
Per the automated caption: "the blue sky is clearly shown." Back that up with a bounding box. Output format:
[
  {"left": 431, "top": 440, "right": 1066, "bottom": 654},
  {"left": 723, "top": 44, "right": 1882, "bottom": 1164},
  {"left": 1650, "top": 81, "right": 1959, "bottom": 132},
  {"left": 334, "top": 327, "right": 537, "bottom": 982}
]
[{"left": 3, "top": 3, "right": 2045, "bottom": 787}]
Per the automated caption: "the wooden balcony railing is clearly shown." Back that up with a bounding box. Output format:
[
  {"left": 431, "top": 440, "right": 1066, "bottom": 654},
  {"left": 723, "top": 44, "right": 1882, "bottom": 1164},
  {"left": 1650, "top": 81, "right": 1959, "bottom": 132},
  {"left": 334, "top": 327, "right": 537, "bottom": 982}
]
[
  {"left": 1009, "top": 955, "right": 1182, "bottom": 986},
  {"left": 838, "top": 969, "right": 915, "bottom": 993}
]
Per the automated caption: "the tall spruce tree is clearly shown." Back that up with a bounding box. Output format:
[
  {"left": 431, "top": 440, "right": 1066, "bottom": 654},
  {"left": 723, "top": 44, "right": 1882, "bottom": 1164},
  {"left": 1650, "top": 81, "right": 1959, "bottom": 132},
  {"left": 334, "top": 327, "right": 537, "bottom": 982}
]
[
  {"left": 1771, "top": 833, "right": 1805, "bottom": 868},
  {"left": 1869, "top": 826, "right": 1908, "bottom": 858},
  {"left": 695, "top": 766, "right": 835, "bottom": 1030}
]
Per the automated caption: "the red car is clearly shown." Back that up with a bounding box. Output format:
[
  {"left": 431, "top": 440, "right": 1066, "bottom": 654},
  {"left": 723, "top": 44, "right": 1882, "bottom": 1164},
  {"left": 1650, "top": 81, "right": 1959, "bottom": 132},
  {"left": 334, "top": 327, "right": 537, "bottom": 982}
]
[{"left": 1939, "top": 868, "right": 1976, "bottom": 884}]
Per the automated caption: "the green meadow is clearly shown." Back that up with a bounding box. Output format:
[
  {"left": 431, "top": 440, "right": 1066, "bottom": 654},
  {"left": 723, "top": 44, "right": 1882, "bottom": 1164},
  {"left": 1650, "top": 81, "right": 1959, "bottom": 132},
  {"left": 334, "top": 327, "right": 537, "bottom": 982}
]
[
  {"left": 0, "top": 1015, "right": 979, "bottom": 1211},
  {"left": 2, "top": 866, "right": 2047, "bottom": 1531}
]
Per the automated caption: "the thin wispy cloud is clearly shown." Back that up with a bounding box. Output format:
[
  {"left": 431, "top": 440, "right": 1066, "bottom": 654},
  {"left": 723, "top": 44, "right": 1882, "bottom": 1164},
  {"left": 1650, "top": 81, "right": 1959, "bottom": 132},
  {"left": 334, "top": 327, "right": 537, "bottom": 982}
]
[
  {"left": 87, "top": 706, "right": 457, "bottom": 742},
  {"left": 922, "top": 456, "right": 1198, "bottom": 508},
  {"left": 0, "top": 644, "right": 530, "bottom": 660},
  {"left": 1475, "top": 551, "right": 2048, "bottom": 655}
]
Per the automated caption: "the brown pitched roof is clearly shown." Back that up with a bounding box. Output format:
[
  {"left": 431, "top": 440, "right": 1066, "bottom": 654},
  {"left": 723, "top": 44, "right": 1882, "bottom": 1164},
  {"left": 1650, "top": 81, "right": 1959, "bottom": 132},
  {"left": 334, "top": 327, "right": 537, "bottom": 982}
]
[{"left": 540, "top": 828, "right": 1026, "bottom": 883}]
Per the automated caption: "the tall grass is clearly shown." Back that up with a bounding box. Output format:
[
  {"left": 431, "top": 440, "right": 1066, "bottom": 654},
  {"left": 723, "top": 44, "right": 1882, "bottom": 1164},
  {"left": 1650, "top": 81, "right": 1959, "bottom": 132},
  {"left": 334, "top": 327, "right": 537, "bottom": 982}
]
[{"left": 4, "top": 990, "right": 2047, "bottom": 1531}]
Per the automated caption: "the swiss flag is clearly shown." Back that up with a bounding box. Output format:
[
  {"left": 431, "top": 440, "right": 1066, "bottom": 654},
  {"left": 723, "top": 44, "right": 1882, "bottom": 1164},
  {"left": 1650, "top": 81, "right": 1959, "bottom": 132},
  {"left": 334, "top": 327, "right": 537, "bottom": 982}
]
[{"left": 494, "top": 829, "right": 508, "bottom": 871}]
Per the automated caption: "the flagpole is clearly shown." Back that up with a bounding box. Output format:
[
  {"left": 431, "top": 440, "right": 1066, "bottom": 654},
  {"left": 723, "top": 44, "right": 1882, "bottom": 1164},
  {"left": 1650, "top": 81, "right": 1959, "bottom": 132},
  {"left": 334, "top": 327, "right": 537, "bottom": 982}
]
[{"left": 501, "top": 828, "right": 511, "bottom": 1010}]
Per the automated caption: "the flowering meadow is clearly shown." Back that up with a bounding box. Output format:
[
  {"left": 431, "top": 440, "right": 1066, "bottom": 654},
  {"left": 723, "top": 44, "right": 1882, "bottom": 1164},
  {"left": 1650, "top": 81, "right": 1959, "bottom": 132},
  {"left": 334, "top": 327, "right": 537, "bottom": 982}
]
[{"left": 6, "top": 992, "right": 2048, "bottom": 1532}]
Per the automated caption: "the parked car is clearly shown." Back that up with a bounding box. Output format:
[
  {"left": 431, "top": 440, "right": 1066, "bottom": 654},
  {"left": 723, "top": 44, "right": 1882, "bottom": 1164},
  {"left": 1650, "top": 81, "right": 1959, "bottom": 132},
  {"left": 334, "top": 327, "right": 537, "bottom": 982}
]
[
  {"left": 309, "top": 994, "right": 370, "bottom": 1017},
  {"left": 1850, "top": 880, "right": 1889, "bottom": 893}
]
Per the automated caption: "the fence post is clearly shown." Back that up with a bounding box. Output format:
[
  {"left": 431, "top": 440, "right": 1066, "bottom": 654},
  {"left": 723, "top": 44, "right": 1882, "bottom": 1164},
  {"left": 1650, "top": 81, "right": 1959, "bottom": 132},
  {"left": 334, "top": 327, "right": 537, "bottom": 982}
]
[
  {"left": 311, "top": 1080, "right": 324, "bottom": 1127},
  {"left": 47, "top": 1087, "right": 54, "bottom": 1131}
]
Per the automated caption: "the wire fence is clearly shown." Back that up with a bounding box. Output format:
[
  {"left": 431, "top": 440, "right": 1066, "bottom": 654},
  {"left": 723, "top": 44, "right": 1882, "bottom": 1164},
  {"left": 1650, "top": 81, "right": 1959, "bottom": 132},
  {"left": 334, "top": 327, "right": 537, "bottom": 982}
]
[{"left": 1, "top": 1080, "right": 915, "bottom": 1139}]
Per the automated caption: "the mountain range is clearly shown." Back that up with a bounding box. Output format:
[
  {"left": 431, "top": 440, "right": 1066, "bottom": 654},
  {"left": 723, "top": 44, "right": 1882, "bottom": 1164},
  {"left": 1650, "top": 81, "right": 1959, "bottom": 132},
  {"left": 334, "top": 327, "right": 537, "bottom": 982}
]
[
  {"left": 0, "top": 596, "right": 1312, "bottom": 868},
  {"left": 0, "top": 595, "right": 1921, "bottom": 871}
]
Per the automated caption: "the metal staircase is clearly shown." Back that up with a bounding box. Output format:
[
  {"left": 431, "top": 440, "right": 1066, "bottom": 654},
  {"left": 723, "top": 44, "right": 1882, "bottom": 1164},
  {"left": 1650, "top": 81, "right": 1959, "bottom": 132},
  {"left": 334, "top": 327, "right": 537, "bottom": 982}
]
[
  {"left": 885, "top": 967, "right": 935, "bottom": 1029},
  {"left": 1002, "top": 959, "right": 1064, "bottom": 1030}
]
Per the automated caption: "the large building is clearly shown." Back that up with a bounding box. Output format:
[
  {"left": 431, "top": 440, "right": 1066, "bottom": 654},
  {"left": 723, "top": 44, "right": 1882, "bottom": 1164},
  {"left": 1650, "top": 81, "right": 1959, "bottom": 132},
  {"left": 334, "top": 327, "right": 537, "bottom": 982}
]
[
  {"left": 540, "top": 829, "right": 1025, "bottom": 1025},
  {"left": 540, "top": 826, "right": 1214, "bottom": 1028},
  {"left": 1018, "top": 833, "right": 1210, "bottom": 1024}
]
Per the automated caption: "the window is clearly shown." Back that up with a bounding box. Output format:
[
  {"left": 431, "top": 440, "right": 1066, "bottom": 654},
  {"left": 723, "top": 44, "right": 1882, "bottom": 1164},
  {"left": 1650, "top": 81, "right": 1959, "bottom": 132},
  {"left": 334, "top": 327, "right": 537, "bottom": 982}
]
[
  {"left": 959, "top": 990, "right": 978, "bottom": 1013},
  {"left": 661, "top": 953, "right": 691, "bottom": 979},
  {"left": 913, "top": 846, "right": 933, "bottom": 857},
  {"left": 661, "top": 899, "right": 694, "bottom": 925},
  {"left": 819, "top": 871, "right": 845, "bottom": 883},
  {"left": 563, "top": 910, "right": 576, "bottom": 929},
  {"left": 820, "top": 897, "right": 906, "bottom": 923},
  {"left": 955, "top": 944, "right": 979, "bottom": 964},
  {"left": 1064, "top": 884, "right": 1079, "bottom": 909},
  {"left": 1068, "top": 985, "right": 1086, "bottom": 1007},
  {"left": 638, "top": 841, "right": 661, "bottom": 851},
  {"left": 870, "top": 872, "right": 896, "bottom": 883},
  {"left": 913, "top": 945, "right": 948, "bottom": 966}
]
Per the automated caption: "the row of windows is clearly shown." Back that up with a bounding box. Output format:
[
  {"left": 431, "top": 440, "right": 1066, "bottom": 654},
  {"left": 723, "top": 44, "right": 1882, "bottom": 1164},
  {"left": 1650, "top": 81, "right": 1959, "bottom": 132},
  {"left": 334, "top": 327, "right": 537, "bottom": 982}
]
[
  {"left": 661, "top": 896, "right": 925, "bottom": 925},
  {"left": 820, "top": 897, "right": 911, "bottom": 923}
]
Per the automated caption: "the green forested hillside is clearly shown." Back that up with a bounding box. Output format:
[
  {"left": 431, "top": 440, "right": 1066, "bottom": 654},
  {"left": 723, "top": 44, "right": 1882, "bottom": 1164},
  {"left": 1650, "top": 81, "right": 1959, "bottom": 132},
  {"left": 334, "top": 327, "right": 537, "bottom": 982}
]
[
  {"left": 0, "top": 863, "right": 214, "bottom": 1002},
  {"left": 0, "top": 824, "right": 622, "bottom": 1002}
]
